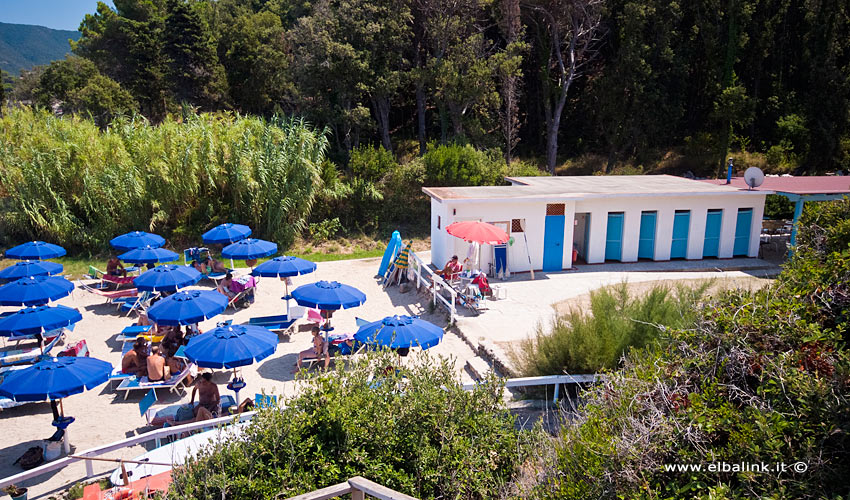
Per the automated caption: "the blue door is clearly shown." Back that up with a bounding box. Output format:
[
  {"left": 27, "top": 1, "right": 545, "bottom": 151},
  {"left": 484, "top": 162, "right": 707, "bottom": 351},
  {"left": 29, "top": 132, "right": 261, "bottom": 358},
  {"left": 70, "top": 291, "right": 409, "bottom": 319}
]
[
  {"left": 605, "top": 213, "right": 624, "bottom": 261},
  {"left": 542, "top": 215, "right": 565, "bottom": 271},
  {"left": 638, "top": 211, "right": 657, "bottom": 259},
  {"left": 733, "top": 208, "right": 753, "bottom": 256},
  {"left": 671, "top": 210, "right": 690, "bottom": 259},
  {"left": 703, "top": 209, "right": 722, "bottom": 257}
]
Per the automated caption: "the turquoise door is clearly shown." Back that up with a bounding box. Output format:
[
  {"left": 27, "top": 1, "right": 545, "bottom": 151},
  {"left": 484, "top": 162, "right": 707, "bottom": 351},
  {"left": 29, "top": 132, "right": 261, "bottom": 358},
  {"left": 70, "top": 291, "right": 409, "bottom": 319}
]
[
  {"left": 638, "top": 211, "right": 657, "bottom": 259},
  {"left": 733, "top": 208, "right": 753, "bottom": 256},
  {"left": 542, "top": 215, "right": 565, "bottom": 271},
  {"left": 671, "top": 210, "right": 690, "bottom": 259},
  {"left": 605, "top": 213, "right": 624, "bottom": 261},
  {"left": 703, "top": 209, "right": 722, "bottom": 257}
]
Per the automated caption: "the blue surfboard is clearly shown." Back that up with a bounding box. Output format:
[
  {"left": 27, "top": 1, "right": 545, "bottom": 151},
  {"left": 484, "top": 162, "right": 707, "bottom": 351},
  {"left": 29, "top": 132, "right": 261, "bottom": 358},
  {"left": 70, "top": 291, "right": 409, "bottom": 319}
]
[{"left": 378, "top": 231, "right": 402, "bottom": 276}]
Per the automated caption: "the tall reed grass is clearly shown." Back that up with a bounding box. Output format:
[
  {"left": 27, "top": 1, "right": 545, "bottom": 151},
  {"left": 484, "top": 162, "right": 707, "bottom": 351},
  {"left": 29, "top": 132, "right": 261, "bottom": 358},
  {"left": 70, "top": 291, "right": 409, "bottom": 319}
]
[
  {"left": 511, "top": 282, "right": 710, "bottom": 376},
  {"left": 0, "top": 107, "right": 328, "bottom": 252}
]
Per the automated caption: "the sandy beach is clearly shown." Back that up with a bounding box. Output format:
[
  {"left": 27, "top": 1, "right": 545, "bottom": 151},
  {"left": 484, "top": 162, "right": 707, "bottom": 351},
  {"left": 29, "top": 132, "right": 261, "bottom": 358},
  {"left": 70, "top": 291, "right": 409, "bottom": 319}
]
[{"left": 0, "top": 254, "right": 479, "bottom": 498}]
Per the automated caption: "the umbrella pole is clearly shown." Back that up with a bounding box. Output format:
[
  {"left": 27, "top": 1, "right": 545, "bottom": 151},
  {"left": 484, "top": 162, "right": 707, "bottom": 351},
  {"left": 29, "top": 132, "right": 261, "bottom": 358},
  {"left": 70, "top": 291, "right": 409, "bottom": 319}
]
[
  {"left": 36, "top": 332, "right": 45, "bottom": 354},
  {"left": 50, "top": 399, "right": 60, "bottom": 421},
  {"left": 285, "top": 281, "right": 290, "bottom": 317}
]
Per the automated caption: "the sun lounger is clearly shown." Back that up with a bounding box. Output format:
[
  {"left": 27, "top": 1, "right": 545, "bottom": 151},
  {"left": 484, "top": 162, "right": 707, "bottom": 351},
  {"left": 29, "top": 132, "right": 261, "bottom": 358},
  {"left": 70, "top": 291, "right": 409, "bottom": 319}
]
[
  {"left": 0, "top": 332, "right": 63, "bottom": 367},
  {"left": 79, "top": 281, "right": 139, "bottom": 303},
  {"left": 115, "top": 324, "right": 156, "bottom": 343},
  {"left": 148, "top": 395, "right": 238, "bottom": 427},
  {"left": 115, "top": 363, "right": 196, "bottom": 400},
  {"left": 183, "top": 248, "right": 231, "bottom": 283}
]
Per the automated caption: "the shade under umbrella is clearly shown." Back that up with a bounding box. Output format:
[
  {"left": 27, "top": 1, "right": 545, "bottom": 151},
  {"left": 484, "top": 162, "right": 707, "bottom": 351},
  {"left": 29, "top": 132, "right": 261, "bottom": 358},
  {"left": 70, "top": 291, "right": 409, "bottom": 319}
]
[
  {"left": 251, "top": 256, "right": 316, "bottom": 277},
  {"left": 222, "top": 238, "right": 277, "bottom": 260},
  {"left": 0, "top": 260, "right": 63, "bottom": 281},
  {"left": 354, "top": 315, "right": 444, "bottom": 350},
  {"left": 133, "top": 265, "right": 201, "bottom": 292},
  {"left": 184, "top": 325, "right": 277, "bottom": 369},
  {"left": 292, "top": 280, "right": 366, "bottom": 310},
  {"left": 202, "top": 223, "right": 252, "bottom": 244},
  {"left": 5, "top": 241, "right": 66, "bottom": 260},
  {"left": 0, "top": 305, "right": 82, "bottom": 337},
  {"left": 0, "top": 356, "right": 112, "bottom": 402},
  {"left": 119, "top": 246, "right": 180, "bottom": 265},
  {"left": 110, "top": 231, "right": 166, "bottom": 252},
  {"left": 0, "top": 276, "right": 74, "bottom": 306},
  {"left": 147, "top": 289, "right": 227, "bottom": 326},
  {"left": 446, "top": 221, "right": 509, "bottom": 245}
]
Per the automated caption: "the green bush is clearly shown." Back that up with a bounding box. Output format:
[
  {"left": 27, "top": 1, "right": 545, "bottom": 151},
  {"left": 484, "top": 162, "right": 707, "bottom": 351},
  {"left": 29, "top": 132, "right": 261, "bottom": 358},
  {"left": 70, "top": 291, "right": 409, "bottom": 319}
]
[
  {"left": 170, "top": 352, "right": 533, "bottom": 499},
  {"left": 422, "top": 143, "right": 505, "bottom": 186},
  {"left": 348, "top": 144, "right": 397, "bottom": 180},
  {"left": 511, "top": 282, "right": 709, "bottom": 376},
  {"left": 764, "top": 193, "right": 795, "bottom": 220},
  {"left": 532, "top": 199, "right": 850, "bottom": 499},
  {"left": 0, "top": 107, "right": 327, "bottom": 252}
]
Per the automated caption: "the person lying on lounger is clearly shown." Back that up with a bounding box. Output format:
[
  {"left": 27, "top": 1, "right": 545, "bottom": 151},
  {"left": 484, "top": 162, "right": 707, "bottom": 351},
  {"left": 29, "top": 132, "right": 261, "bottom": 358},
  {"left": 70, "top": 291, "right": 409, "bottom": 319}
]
[
  {"left": 122, "top": 338, "right": 148, "bottom": 376},
  {"left": 106, "top": 255, "right": 127, "bottom": 277},
  {"left": 146, "top": 345, "right": 170, "bottom": 382},
  {"left": 294, "top": 326, "right": 329, "bottom": 372},
  {"left": 190, "top": 372, "right": 221, "bottom": 417}
]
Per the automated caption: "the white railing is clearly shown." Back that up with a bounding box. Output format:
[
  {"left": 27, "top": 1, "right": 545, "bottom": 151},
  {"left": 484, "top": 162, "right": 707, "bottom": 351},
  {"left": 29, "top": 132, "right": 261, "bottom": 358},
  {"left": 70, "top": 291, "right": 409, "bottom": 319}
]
[
  {"left": 0, "top": 375, "right": 600, "bottom": 490},
  {"left": 463, "top": 374, "right": 601, "bottom": 404},
  {"left": 0, "top": 411, "right": 256, "bottom": 490},
  {"left": 408, "top": 251, "right": 457, "bottom": 323},
  {"left": 281, "top": 476, "right": 418, "bottom": 500}
]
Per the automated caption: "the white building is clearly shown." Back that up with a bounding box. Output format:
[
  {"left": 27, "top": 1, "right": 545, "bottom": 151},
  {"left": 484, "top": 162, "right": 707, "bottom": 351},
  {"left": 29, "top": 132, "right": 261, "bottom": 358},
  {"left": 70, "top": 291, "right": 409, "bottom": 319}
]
[{"left": 423, "top": 175, "right": 770, "bottom": 273}]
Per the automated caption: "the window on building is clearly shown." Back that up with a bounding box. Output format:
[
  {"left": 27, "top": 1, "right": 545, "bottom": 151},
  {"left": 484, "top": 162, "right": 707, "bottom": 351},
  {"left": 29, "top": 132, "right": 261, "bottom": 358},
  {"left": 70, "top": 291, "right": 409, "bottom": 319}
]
[
  {"left": 437, "top": 216, "right": 441, "bottom": 229},
  {"left": 546, "top": 203, "right": 565, "bottom": 216},
  {"left": 511, "top": 219, "right": 524, "bottom": 232}
]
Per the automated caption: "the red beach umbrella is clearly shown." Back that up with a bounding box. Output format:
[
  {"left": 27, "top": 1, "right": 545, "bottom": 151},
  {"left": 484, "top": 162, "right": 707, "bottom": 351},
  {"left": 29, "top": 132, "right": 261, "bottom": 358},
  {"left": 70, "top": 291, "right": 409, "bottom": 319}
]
[{"left": 446, "top": 221, "right": 510, "bottom": 245}]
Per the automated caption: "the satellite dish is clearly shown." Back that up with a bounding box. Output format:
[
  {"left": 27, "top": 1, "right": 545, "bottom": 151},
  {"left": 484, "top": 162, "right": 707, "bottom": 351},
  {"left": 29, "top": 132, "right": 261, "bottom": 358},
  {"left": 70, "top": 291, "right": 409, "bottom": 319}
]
[{"left": 744, "top": 167, "right": 765, "bottom": 190}]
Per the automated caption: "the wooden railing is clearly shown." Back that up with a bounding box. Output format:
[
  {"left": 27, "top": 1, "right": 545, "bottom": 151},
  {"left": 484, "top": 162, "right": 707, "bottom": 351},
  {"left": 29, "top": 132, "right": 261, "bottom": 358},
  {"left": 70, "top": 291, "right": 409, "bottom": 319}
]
[
  {"left": 408, "top": 251, "right": 457, "bottom": 323},
  {"left": 280, "top": 476, "right": 418, "bottom": 500}
]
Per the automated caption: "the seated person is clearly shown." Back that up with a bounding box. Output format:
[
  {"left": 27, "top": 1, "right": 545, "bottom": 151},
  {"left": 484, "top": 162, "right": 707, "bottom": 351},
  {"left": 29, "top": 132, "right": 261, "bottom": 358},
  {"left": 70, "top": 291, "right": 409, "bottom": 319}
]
[
  {"left": 122, "top": 338, "right": 148, "bottom": 376},
  {"left": 192, "top": 259, "right": 207, "bottom": 274},
  {"left": 146, "top": 346, "right": 171, "bottom": 382},
  {"left": 190, "top": 372, "right": 221, "bottom": 417},
  {"left": 162, "top": 326, "right": 185, "bottom": 356},
  {"left": 106, "top": 256, "right": 126, "bottom": 277},
  {"left": 165, "top": 355, "right": 189, "bottom": 382},
  {"left": 435, "top": 255, "right": 461, "bottom": 282},
  {"left": 217, "top": 273, "right": 236, "bottom": 298},
  {"left": 294, "top": 326, "right": 329, "bottom": 372}
]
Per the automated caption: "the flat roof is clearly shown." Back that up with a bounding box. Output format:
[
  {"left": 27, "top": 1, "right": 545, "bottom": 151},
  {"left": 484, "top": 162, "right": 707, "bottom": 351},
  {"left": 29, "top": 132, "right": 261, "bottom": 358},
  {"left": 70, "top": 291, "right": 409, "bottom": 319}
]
[
  {"left": 700, "top": 176, "right": 850, "bottom": 195},
  {"left": 423, "top": 175, "right": 766, "bottom": 203}
]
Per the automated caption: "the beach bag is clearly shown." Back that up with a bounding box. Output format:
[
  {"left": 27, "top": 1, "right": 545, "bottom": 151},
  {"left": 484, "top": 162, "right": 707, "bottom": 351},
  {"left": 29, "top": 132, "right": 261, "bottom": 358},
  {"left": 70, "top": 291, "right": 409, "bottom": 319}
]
[{"left": 14, "top": 446, "right": 43, "bottom": 470}]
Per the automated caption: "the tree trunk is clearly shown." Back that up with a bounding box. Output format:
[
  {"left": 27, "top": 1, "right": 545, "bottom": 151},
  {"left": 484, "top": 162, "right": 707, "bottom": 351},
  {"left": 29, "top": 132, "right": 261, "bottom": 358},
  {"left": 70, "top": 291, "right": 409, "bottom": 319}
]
[
  {"left": 371, "top": 96, "right": 392, "bottom": 152},
  {"left": 416, "top": 82, "right": 427, "bottom": 155}
]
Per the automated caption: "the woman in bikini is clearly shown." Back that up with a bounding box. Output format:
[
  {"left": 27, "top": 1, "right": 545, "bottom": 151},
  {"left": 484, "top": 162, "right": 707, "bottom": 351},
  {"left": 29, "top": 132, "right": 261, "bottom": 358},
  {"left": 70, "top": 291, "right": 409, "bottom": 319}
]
[{"left": 294, "top": 327, "right": 329, "bottom": 372}]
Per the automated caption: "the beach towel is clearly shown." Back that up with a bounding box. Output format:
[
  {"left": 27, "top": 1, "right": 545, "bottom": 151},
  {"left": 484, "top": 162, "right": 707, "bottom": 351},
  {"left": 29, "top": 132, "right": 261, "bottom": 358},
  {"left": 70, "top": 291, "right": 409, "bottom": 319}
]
[{"left": 230, "top": 275, "right": 256, "bottom": 294}]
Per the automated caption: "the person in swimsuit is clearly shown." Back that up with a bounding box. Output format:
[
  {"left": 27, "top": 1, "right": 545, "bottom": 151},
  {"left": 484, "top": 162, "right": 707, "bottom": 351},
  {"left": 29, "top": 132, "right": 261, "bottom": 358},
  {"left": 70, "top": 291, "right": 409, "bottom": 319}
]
[
  {"left": 295, "top": 326, "right": 329, "bottom": 372},
  {"left": 106, "top": 256, "right": 126, "bottom": 277},
  {"left": 146, "top": 345, "right": 170, "bottom": 381},
  {"left": 190, "top": 372, "right": 221, "bottom": 417}
]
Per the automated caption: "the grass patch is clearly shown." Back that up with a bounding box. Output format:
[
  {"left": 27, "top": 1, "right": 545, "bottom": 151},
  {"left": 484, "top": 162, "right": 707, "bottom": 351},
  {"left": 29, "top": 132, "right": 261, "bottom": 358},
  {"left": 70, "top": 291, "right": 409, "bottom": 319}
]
[{"left": 510, "top": 281, "right": 710, "bottom": 376}]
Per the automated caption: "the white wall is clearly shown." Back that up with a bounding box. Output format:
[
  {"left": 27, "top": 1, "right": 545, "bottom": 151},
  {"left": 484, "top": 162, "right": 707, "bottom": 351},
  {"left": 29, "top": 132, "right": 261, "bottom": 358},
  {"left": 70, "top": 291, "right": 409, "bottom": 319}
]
[{"left": 427, "top": 192, "right": 767, "bottom": 270}]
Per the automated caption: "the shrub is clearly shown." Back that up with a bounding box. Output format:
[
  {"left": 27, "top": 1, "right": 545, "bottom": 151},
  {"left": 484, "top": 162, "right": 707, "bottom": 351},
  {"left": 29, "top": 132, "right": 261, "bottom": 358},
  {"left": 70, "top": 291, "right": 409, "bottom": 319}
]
[
  {"left": 511, "top": 282, "right": 708, "bottom": 376},
  {"left": 348, "top": 144, "right": 397, "bottom": 180},
  {"left": 170, "top": 351, "right": 534, "bottom": 499},
  {"left": 422, "top": 143, "right": 505, "bottom": 186}
]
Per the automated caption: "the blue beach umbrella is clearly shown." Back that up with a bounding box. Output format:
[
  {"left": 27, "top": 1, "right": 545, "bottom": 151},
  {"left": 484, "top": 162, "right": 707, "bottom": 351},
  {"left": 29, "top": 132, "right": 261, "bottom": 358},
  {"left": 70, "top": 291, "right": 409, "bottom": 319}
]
[
  {"left": 0, "top": 305, "right": 82, "bottom": 338},
  {"left": 110, "top": 231, "right": 166, "bottom": 252},
  {"left": 0, "top": 276, "right": 74, "bottom": 306},
  {"left": 202, "top": 223, "right": 252, "bottom": 245},
  {"left": 252, "top": 256, "right": 317, "bottom": 316},
  {"left": 0, "top": 260, "right": 63, "bottom": 281},
  {"left": 5, "top": 241, "right": 66, "bottom": 260},
  {"left": 119, "top": 246, "right": 180, "bottom": 265},
  {"left": 251, "top": 256, "right": 317, "bottom": 278},
  {"left": 292, "top": 280, "right": 366, "bottom": 310},
  {"left": 133, "top": 265, "right": 201, "bottom": 292},
  {"left": 184, "top": 324, "right": 277, "bottom": 369},
  {"left": 147, "top": 289, "right": 228, "bottom": 326},
  {"left": 0, "top": 356, "right": 112, "bottom": 402},
  {"left": 354, "top": 315, "right": 444, "bottom": 350},
  {"left": 222, "top": 238, "right": 277, "bottom": 261}
]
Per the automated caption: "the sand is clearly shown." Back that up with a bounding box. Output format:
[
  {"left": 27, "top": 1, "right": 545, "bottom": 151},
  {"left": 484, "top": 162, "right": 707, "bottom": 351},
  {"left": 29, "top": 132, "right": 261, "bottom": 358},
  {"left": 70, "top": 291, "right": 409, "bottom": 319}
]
[{"left": 0, "top": 254, "right": 478, "bottom": 498}]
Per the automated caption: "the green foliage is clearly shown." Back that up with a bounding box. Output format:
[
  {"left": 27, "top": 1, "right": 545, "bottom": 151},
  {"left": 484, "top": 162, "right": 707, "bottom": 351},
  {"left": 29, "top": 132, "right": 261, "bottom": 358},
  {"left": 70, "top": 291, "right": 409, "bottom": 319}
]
[
  {"left": 423, "top": 143, "right": 506, "bottom": 186},
  {"left": 763, "top": 193, "right": 795, "bottom": 220},
  {"left": 348, "top": 144, "right": 397, "bottom": 181},
  {"left": 0, "top": 21, "right": 81, "bottom": 76},
  {"left": 170, "top": 352, "right": 532, "bottom": 499},
  {"left": 512, "top": 282, "right": 708, "bottom": 376},
  {"left": 533, "top": 199, "right": 850, "bottom": 499},
  {"left": 0, "top": 107, "right": 327, "bottom": 252},
  {"left": 307, "top": 217, "right": 342, "bottom": 242}
]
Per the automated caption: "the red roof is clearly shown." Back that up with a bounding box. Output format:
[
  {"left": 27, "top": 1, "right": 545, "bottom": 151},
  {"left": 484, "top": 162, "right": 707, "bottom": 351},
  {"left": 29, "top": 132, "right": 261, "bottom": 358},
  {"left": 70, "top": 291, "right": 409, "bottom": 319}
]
[{"left": 701, "top": 176, "right": 850, "bottom": 195}]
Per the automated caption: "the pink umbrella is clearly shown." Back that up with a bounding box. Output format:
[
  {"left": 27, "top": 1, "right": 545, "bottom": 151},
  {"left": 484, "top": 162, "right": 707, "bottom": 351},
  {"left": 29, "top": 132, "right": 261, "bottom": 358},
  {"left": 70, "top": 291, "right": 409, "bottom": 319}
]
[{"left": 446, "top": 221, "right": 510, "bottom": 245}]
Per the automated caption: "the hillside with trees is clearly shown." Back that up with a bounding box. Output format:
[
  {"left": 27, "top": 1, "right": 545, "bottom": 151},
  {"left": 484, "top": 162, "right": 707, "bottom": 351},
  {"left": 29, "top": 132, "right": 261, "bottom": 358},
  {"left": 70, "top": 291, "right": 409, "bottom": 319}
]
[
  {"left": 0, "top": 22, "right": 80, "bottom": 75},
  {"left": 2, "top": 0, "right": 848, "bottom": 176}
]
